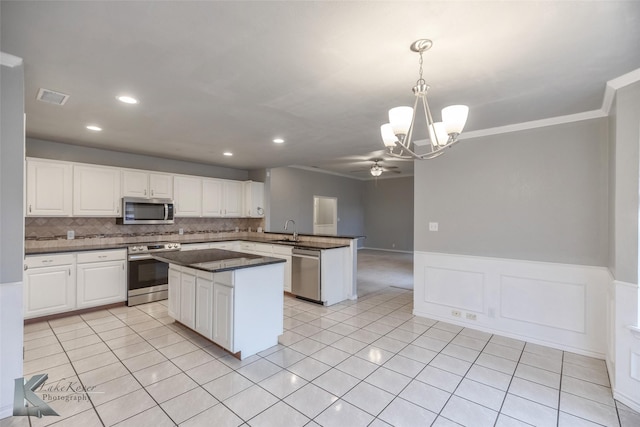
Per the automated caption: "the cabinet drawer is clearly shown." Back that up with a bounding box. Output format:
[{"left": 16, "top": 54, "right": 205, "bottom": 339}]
[
  {"left": 272, "top": 245, "right": 292, "bottom": 256},
  {"left": 77, "top": 249, "right": 126, "bottom": 263},
  {"left": 25, "top": 254, "right": 74, "bottom": 269}
]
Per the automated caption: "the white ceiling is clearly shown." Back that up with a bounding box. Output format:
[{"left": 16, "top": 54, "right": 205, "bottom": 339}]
[{"left": 2, "top": 1, "right": 639, "bottom": 179}]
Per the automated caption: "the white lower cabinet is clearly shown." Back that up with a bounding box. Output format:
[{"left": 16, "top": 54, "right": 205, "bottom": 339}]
[
  {"left": 213, "top": 277, "right": 234, "bottom": 351},
  {"left": 180, "top": 270, "right": 196, "bottom": 329},
  {"left": 195, "top": 272, "right": 214, "bottom": 339},
  {"left": 76, "top": 250, "right": 126, "bottom": 309},
  {"left": 168, "top": 266, "right": 181, "bottom": 319},
  {"left": 24, "top": 254, "right": 76, "bottom": 319},
  {"left": 24, "top": 250, "right": 126, "bottom": 319}
]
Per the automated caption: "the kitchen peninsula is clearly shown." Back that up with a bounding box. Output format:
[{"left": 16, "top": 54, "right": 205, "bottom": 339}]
[{"left": 153, "top": 248, "right": 286, "bottom": 359}]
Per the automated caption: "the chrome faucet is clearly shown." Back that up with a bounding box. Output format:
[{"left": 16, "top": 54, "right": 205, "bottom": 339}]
[{"left": 284, "top": 219, "right": 298, "bottom": 241}]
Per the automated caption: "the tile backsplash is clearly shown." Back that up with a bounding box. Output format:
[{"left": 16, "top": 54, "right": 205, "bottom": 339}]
[{"left": 25, "top": 217, "right": 265, "bottom": 241}]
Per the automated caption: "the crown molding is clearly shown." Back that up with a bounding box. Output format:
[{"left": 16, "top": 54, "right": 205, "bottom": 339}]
[{"left": 460, "top": 109, "right": 607, "bottom": 141}]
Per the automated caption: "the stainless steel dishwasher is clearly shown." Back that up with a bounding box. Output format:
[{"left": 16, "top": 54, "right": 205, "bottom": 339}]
[{"left": 291, "top": 248, "right": 321, "bottom": 304}]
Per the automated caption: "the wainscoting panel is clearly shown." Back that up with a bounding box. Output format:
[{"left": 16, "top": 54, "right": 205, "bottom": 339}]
[
  {"left": 414, "top": 251, "right": 609, "bottom": 357},
  {"left": 424, "top": 266, "right": 484, "bottom": 312},
  {"left": 500, "top": 275, "right": 586, "bottom": 333}
]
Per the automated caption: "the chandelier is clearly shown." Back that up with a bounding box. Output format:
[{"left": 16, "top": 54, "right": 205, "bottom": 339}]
[{"left": 380, "top": 39, "right": 469, "bottom": 160}]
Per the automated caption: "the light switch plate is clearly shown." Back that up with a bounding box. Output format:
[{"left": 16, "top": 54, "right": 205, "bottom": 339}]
[
  {"left": 429, "top": 222, "right": 439, "bottom": 231},
  {"left": 67, "top": 230, "right": 75, "bottom": 240}
]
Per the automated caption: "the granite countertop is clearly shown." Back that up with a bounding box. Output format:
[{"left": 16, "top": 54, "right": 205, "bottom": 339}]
[
  {"left": 25, "top": 235, "right": 353, "bottom": 255},
  {"left": 152, "top": 248, "right": 285, "bottom": 273}
]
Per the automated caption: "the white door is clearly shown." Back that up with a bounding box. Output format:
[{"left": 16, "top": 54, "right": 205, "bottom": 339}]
[
  {"left": 202, "top": 178, "right": 223, "bottom": 217},
  {"left": 174, "top": 175, "right": 202, "bottom": 217},
  {"left": 26, "top": 159, "right": 73, "bottom": 216},
  {"left": 195, "top": 276, "right": 214, "bottom": 339},
  {"left": 122, "top": 170, "right": 149, "bottom": 198},
  {"left": 73, "top": 165, "right": 121, "bottom": 216},
  {"left": 313, "top": 196, "right": 337, "bottom": 235},
  {"left": 168, "top": 267, "right": 181, "bottom": 319},
  {"left": 180, "top": 271, "right": 196, "bottom": 328},
  {"left": 149, "top": 173, "right": 173, "bottom": 199},
  {"left": 24, "top": 265, "right": 75, "bottom": 318},
  {"left": 213, "top": 282, "right": 234, "bottom": 351}
]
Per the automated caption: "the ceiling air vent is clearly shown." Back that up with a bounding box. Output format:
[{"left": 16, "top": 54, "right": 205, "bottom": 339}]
[{"left": 36, "top": 88, "right": 70, "bottom": 106}]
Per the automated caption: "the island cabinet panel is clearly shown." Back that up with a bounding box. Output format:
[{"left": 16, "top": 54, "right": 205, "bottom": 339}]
[
  {"left": 168, "top": 266, "right": 181, "bottom": 319},
  {"left": 195, "top": 272, "right": 214, "bottom": 340},
  {"left": 180, "top": 271, "right": 196, "bottom": 329},
  {"left": 212, "top": 279, "right": 234, "bottom": 352}
]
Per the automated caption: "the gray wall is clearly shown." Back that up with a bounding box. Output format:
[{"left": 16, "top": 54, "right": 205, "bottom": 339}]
[
  {"left": 27, "top": 138, "right": 249, "bottom": 180},
  {"left": 1, "top": 63, "right": 25, "bottom": 282},
  {"left": 362, "top": 176, "right": 414, "bottom": 251},
  {"left": 610, "top": 81, "right": 640, "bottom": 283},
  {"left": 414, "top": 118, "right": 609, "bottom": 266},
  {"left": 268, "top": 167, "right": 365, "bottom": 236}
]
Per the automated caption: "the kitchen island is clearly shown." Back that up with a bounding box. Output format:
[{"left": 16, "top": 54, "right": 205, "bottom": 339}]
[{"left": 153, "top": 248, "right": 285, "bottom": 359}]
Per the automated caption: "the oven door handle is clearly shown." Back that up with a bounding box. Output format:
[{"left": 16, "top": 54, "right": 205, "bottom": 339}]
[{"left": 128, "top": 254, "right": 153, "bottom": 261}]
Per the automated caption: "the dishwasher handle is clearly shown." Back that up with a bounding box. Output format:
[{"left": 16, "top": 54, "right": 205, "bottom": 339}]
[{"left": 292, "top": 248, "right": 320, "bottom": 258}]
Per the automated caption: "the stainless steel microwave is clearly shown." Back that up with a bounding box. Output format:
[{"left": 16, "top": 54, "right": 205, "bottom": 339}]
[{"left": 118, "top": 197, "right": 175, "bottom": 225}]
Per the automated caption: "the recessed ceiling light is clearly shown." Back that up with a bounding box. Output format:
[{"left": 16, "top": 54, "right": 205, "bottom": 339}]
[
  {"left": 116, "top": 95, "right": 139, "bottom": 104},
  {"left": 223, "top": 152, "right": 233, "bottom": 156},
  {"left": 86, "top": 125, "right": 102, "bottom": 131},
  {"left": 273, "top": 138, "right": 285, "bottom": 144}
]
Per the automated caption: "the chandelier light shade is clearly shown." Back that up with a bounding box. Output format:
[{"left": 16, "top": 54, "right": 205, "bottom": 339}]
[{"left": 381, "top": 39, "right": 469, "bottom": 160}]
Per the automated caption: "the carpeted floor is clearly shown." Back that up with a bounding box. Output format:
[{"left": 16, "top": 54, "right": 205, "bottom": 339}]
[{"left": 357, "top": 249, "right": 413, "bottom": 296}]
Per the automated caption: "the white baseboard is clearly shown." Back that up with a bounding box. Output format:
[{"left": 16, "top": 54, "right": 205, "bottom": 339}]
[{"left": 413, "top": 252, "right": 609, "bottom": 356}]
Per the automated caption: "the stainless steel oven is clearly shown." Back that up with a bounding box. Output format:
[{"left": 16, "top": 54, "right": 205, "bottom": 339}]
[{"left": 127, "top": 242, "right": 181, "bottom": 306}]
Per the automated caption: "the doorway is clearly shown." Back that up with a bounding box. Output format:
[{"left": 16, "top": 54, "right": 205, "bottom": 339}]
[{"left": 313, "top": 196, "right": 337, "bottom": 235}]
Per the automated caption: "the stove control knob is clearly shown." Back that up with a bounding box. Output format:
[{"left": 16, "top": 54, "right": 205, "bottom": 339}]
[
  {"left": 137, "top": 246, "right": 145, "bottom": 251},
  {"left": 130, "top": 247, "right": 138, "bottom": 252}
]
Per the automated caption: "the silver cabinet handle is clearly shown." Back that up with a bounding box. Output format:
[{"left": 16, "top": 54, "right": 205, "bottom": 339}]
[
  {"left": 151, "top": 189, "right": 154, "bottom": 196},
  {"left": 28, "top": 204, "right": 32, "bottom": 213},
  {"left": 42, "top": 259, "right": 53, "bottom": 264},
  {"left": 24, "top": 265, "right": 28, "bottom": 271},
  {"left": 98, "top": 255, "right": 107, "bottom": 259},
  {"left": 144, "top": 189, "right": 147, "bottom": 196}
]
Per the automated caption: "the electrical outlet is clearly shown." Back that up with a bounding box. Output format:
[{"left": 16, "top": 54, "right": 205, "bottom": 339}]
[
  {"left": 429, "top": 222, "right": 439, "bottom": 232},
  {"left": 179, "top": 228, "right": 184, "bottom": 235},
  {"left": 466, "top": 313, "right": 477, "bottom": 321},
  {"left": 451, "top": 310, "right": 461, "bottom": 317},
  {"left": 67, "top": 230, "right": 75, "bottom": 240}
]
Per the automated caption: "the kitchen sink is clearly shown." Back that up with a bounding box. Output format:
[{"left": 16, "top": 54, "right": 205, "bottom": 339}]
[{"left": 270, "top": 239, "right": 299, "bottom": 244}]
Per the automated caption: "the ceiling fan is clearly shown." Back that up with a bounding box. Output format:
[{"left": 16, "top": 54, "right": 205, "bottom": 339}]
[{"left": 349, "top": 159, "right": 400, "bottom": 177}]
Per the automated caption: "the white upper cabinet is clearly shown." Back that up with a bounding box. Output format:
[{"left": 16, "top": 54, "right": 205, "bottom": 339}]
[
  {"left": 244, "top": 181, "right": 265, "bottom": 217},
  {"left": 202, "top": 178, "right": 224, "bottom": 217},
  {"left": 123, "top": 170, "right": 173, "bottom": 199},
  {"left": 174, "top": 175, "right": 202, "bottom": 217},
  {"left": 223, "top": 180, "right": 244, "bottom": 217},
  {"left": 202, "top": 178, "right": 244, "bottom": 217},
  {"left": 149, "top": 173, "right": 173, "bottom": 199},
  {"left": 26, "top": 158, "right": 73, "bottom": 216},
  {"left": 73, "top": 165, "right": 121, "bottom": 216}
]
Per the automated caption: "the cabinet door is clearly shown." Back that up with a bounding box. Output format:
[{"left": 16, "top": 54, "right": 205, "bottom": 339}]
[
  {"left": 149, "top": 173, "right": 173, "bottom": 199},
  {"left": 223, "top": 180, "right": 243, "bottom": 217},
  {"left": 26, "top": 159, "right": 72, "bottom": 216},
  {"left": 213, "top": 282, "right": 234, "bottom": 351},
  {"left": 24, "top": 265, "right": 75, "bottom": 318},
  {"left": 174, "top": 176, "right": 202, "bottom": 217},
  {"left": 168, "top": 267, "right": 181, "bottom": 319},
  {"left": 122, "top": 170, "right": 149, "bottom": 198},
  {"left": 77, "top": 260, "right": 126, "bottom": 309},
  {"left": 202, "top": 178, "right": 223, "bottom": 217},
  {"left": 244, "top": 181, "right": 265, "bottom": 217},
  {"left": 195, "top": 276, "right": 214, "bottom": 339},
  {"left": 73, "top": 165, "right": 121, "bottom": 216},
  {"left": 180, "top": 271, "right": 196, "bottom": 328}
]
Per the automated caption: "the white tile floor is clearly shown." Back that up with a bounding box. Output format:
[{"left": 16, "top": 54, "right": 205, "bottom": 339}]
[{"left": 4, "top": 287, "right": 640, "bottom": 427}]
